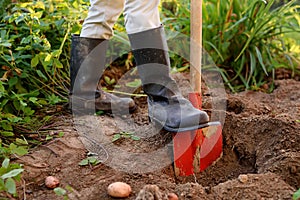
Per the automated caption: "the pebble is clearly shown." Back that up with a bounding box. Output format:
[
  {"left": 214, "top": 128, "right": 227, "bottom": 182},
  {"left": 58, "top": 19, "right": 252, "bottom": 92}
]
[
  {"left": 107, "top": 182, "right": 131, "bottom": 198},
  {"left": 238, "top": 174, "right": 249, "bottom": 183}
]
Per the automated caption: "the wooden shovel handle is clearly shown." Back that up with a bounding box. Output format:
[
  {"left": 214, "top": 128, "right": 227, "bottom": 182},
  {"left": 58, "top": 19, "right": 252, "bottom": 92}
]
[{"left": 190, "top": 0, "right": 202, "bottom": 94}]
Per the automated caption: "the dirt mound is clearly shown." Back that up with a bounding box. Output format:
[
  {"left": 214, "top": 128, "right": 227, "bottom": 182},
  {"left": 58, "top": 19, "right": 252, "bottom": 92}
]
[{"left": 15, "top": 79, "right": 299, "bottom": 199}]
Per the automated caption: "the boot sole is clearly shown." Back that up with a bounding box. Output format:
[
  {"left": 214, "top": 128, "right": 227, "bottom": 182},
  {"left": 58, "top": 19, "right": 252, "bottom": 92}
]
[
  {"left": 70, "top": 104, "right": 137, "bottom": 115},
  {"left": 151, "top": 118, "right": 221, "bottom": 132}
]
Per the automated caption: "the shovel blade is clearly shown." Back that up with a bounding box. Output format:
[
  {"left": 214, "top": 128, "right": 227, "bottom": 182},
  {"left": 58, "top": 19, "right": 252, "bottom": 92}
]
[
  {"left": 173, "top": 131, "right": 194, "bottom": 176},
  {"left": 200, "top": 124, "right": 223, "bottom": 171},
  {"left": 173, "top": 92, "right": 223, "bottom": 176}
]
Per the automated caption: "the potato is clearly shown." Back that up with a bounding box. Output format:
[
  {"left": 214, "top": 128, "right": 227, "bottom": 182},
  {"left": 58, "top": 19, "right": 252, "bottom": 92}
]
[
  {"left": 45, "top": 176, "right": 60, "bottom": 189},
  {"left": 107, "top": 182, "right": 132, "bottom": 198},
  {"left": 168, "top": 192, "right": 179, "bottom": 200}
]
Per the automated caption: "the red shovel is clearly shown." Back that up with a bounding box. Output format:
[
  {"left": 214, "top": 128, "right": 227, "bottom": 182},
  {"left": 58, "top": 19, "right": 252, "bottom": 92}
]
[{"left": 172, "top": 0, "right": 223, "bottom": 176}]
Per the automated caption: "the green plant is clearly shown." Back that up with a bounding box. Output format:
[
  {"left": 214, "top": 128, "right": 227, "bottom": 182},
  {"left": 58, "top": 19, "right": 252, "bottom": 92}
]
[
  {"left": 104, "top": 76, "right": 116, "bottom": 85},
  {"left": 0, "top": 0, "right": 89, "bottom": 153},
  {"left": 54, "top": 187, "right": 67, "bottom": 199},
  {"left": 293, "top": 188, "right": 300, "bottom": 200},
  {"left": 0, "top": 1, "right": 90, "bottom": 196},
  {"left": 54, "top": 185, "right": 76, "bottom": 200},
  {"left": 125, "top": 79, "right": 142, "bottom": 88},
  {"left": 112, "top": 131, "right": 140, "bottom": 142},
  {"left": 0, "top": 158, "right": 24, "bottom": 196},
  {"left": 78, "top": 156, "right": 101, "bottom": 166},
  {"left": 160, "top": 0, "right": 300, "bottom": 92}
]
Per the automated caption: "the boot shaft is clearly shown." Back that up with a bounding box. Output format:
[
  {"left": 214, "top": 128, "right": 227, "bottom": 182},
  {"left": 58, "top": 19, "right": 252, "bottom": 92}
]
[
  {"left": 70, "top": 35, "right": 107, "bottom": 97},
  {"left": 128, "top": 26, "right": 178, "bottom": 99}
]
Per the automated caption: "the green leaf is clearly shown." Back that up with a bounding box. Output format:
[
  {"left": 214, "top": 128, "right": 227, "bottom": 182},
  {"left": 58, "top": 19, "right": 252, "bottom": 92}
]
[
  {"left": 104, "top": 76, "right": 116, "bottom": 85},
  {"left": 255, "top": 46, "right": 268, "bottom": 75},
  {"left": 14, "top": 147, "right": 28, "bottom": 156},
  {"left": 54, "top": 187, "right": 67, "bottom": 196},
  {"left": 21, "top": 35, "right": 33, "bottom": 44},
  {"left": 23, "top": 107, "right": 35, "bottom": 115},
  {"left": 0, "top": 42, "right": 12, "bottom": 47},
  {"left": 1, "top": 169, "right": 24, "bottom": 179},
  {"left": 0, "top": 82, "right": 5, "bottom": 93},
  {"left": 44, "top": 53, "right": 52, "bottom": 62},
  {"left": 131, "top": 135, "right": 141, "bottom": 141},
  {"left": 47, "top": 94, "right": 61, "bottom": 105},
  {"left": 87, "top": 157, "right": 101, "bottom": 165},
  {"left": 15, "top": 15, "right": 25, "bottom": 24},
  {"left": 29, "top": 97, "right": 38, "bottom": 104},
  {"left": 2, "top": 158, "right": 10, "bottom": 168},
  {"left": 78, "top": 158, "right": 89, "bottom": 166},
  {"left": 110, "top": 78, "right": 116, "bottom": 85},
  {"left": 1, "top": 131, "right": 14, "bottom": 137},
  {"left": 8, "top": 77, "right": 18, "bottom": 88},
  {"left": 36, "top": 70, "right": 48, "bottom": 80},
  {"left": 31, "top": 55, "right": 39, "bottom": 67},
  {"left": 10, "top": 143, "right": 28, "bottom": 156},
  {"left": 95, "top": 110, "right": 104, "bottom": 116},
  {"left": 46, "top": 135, "right": 53, "bottom": 141},
  {"left": 104, "top": 76, "right": 111, "bottom": 84},
  {"left": 52, "top": 50, "right": 62, "bottom": 58},
  {"left": 34, "top": 1, "right": 45, "bottom": 10},
  {"left": 5, "top": 178, "right": 16, "bottom": 194},
  {"left": 20, "top": 100, "right": 27, "bottom": 107},
  {"left": 16, "top": 138, "right": 28, "bottom": 145},
  {"left": 293, "top": 188, "right": 300, "bottom": 200},
  {"left": 112, "top": 134, "right": 121, "bottom": 142},
  {"left": 0, "top": 179, "right": 5, "bottom": 190},
  {"left": 126, "top": 79, "right": 142, "bottom": 88},
  {"left": 53, "top": 59, "right": 63, "bottom": 68},
  {"left": 1, "top": 121, "right": 13, "bottom": 131},
  {"left": 7, "top": 115, "right": 22, "bottom": 123},
  {"left": 58, "top": 132, "right": 64, "bottom": 137}
]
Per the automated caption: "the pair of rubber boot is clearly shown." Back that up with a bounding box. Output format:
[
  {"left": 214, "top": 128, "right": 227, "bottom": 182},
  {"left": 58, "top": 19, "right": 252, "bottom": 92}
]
[{"left": 70, "top": 26, "right": 209, "bottom": 132}]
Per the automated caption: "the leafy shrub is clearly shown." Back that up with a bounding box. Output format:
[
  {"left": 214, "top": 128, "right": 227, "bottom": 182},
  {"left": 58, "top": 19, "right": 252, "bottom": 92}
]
[
  {"left": 0, "top": 1, "right": 88, "bottom": 196},
  {"left": 0, "top": 0, "right": 89, "bottom": 138},
  {"left": 161, "top": 0, "right": 300, "bottom": 92}
]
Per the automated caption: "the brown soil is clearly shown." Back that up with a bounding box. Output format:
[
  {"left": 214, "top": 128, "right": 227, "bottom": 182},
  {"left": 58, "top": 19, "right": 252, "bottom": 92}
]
[{"left": 14, "top": 74, "right": 300, "bottom": 199}]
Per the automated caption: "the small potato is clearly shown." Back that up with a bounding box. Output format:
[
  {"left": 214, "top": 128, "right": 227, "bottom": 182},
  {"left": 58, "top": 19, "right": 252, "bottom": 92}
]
[
  {"left": 45, "top": 176, "right": 60, "bottom": 189},
  {"left": 107, "top": 182, "right": 132, "bottom": 198},
  {"left": 168, "top": 192, "right": 179, "bottom": 200}
]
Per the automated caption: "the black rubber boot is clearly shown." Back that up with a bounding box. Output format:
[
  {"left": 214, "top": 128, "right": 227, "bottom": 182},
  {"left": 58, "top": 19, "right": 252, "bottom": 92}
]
[
  {"left": 128, "top": 26, "right": 209, "bottom": 132},
  {"left": 70, "top": 34, "right": 136, "bottom": 114}
]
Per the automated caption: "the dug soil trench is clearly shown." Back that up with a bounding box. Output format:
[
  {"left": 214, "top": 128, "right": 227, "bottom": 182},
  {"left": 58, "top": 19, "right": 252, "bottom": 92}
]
[{"left": 16, "top": 73, "right": 299, "bottom": 199}]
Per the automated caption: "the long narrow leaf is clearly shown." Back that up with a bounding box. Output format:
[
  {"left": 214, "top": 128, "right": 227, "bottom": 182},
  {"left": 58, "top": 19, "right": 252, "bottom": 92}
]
[
  {"left": 204, "top": 41, "right": 224, "bottom": 62},
  {"left": 255, "top": 46, "right": 268, "bottom": 75},
  {"left": 248, "top": 51, "right": 256, "bottom": 85}
]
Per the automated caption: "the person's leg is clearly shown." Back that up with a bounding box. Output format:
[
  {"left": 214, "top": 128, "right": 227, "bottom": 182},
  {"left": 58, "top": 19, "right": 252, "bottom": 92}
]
[
  {"left": 81, "top": 0, "right": 125, "bottom": 39},
  {"left": 123, "top": 0, "right": 161, "bottom": 34},
  {"left": 70, "top": 0, "right": 136, "bottom": 113},
  {"left": 124, "top": 1, "right": 209, "bottom": 132}
]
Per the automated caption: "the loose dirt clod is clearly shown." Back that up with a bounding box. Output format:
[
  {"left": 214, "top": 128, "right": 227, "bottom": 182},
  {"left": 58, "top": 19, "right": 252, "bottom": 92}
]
[
  {"left": 107, "top": 182, "right": 132, "bottom": 198},
  {"left": 136, "top": 185, "right": 168, "bottom": 200},
  {"left": 44, "top": 176, "right": 59, "bottom": 189}
]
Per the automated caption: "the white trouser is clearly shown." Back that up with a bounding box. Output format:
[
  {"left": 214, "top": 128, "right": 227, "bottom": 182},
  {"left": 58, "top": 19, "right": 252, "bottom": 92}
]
[{"left": 80, "top": 0, "right": 161, "bottom": 39}]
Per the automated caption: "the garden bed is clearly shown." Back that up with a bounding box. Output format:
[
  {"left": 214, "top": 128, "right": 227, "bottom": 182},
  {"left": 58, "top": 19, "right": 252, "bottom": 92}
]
[{"left": 16, "top": 75, "right": 299, "bottom": 199}]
